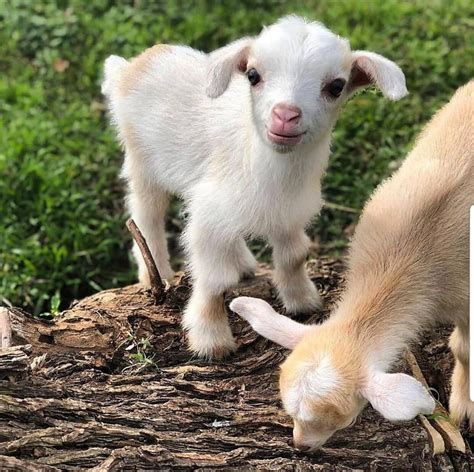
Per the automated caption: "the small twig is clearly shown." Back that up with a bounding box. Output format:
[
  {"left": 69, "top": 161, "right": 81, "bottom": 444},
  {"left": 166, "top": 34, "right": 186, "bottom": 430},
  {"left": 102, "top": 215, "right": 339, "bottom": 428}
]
[
  {"left": 325, "top": 202, "right": 359, "bottom": 214},
  {"left": 126, "top": 218, "right": 165, "bottom": 303},
  {"left": 404, "top": 350, "right": 466, "bottom": 454},
  {"left": 0, "top": 308, "right": 12, "bottom": 349}
]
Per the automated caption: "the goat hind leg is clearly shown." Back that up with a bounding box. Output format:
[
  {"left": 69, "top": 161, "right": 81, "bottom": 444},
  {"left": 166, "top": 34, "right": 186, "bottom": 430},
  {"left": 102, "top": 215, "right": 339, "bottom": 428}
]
[
  {"left": 127, "top": 184, "right": 174, "bottom": 285},
  {"left": 449, "top": 324, "right": 474, "bottom": 428},
  {"left": 235, "top": 239, "right": 258, "bottom": 280}
]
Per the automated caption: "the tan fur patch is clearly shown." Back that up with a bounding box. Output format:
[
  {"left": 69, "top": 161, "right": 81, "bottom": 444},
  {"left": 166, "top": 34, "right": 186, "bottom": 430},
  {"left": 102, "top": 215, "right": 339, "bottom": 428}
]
[
  {"left": 200, "top": 294, "right": 227, "bottom": 322},
  {"left": 118, "top": 44, "right": 171, "bottom": 97}
]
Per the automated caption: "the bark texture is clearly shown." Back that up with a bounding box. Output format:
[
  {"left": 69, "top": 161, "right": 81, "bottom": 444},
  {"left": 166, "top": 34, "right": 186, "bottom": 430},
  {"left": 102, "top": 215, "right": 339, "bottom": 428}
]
[{"left": 1, "top": 259, "right": 472, "bottom": 471}]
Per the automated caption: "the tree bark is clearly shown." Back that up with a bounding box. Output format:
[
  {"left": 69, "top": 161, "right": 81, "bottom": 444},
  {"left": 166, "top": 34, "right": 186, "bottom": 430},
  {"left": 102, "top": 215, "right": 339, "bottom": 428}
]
[{"left": 0, "top": 259, "right": 472, "bottom": 470}]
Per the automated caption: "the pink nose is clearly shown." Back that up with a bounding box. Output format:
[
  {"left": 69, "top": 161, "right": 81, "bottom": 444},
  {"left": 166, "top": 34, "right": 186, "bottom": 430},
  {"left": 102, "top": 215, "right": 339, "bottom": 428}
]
[
  {"left": 270, "top": 104, "right": 302, "bottom": 135},
  {"left": 272, "top": 104, "right": 301, "bottom": 124}
]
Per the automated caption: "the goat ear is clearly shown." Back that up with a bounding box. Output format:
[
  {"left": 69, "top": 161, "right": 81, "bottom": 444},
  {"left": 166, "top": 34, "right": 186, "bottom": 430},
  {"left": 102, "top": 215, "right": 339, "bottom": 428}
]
[
  {"left": 361, "top": 372, "right": 435, "bottom": 422},
  {"left": 206, "top": 38, "right": 252, "bottom": 98},
  {"left": 229, "top": 297, "right": 312, "bottom": 349},
  {"left": 347, "top": 51, "right": 408, "bottom": 101}
]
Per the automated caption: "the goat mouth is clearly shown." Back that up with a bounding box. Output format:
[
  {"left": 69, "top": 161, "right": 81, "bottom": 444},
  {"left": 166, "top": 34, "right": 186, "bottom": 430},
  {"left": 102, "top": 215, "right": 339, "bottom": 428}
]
[{"left": 267, "top": 129, "right": 305, "bottom": 146}]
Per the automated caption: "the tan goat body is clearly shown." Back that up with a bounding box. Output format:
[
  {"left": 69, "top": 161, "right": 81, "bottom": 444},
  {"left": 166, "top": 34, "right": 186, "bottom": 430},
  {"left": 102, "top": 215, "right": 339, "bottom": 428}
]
[{"left": 232, "top": 81, "right": 474, "bottom": 450}]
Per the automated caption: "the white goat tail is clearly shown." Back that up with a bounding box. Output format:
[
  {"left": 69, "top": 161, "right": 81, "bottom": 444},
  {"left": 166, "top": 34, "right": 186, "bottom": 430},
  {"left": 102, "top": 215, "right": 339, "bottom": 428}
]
[{"left": 102, "top": 55, "right": 129, "bottom": 97}]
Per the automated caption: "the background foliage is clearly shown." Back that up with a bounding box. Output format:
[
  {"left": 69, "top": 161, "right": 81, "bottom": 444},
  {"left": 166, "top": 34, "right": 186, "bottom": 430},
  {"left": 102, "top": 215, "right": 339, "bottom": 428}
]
[{"left": 1, "top": 0, "right": 472, "bottom": 314}]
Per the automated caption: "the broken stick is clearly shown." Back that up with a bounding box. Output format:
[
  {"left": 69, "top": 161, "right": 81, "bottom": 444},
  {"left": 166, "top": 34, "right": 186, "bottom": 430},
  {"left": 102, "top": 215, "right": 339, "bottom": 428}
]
[
  {"left": 404, "top": 350, "right": 466, "bottom": 454},
  {"left": 419, "top": 415, "right": 445, "bottom": 455},
  {"left": 0, "top": 307, "right": 12, "bottom": 350},
  {"left": 126, "top": 218, "right": 165, "bottom": 303}
]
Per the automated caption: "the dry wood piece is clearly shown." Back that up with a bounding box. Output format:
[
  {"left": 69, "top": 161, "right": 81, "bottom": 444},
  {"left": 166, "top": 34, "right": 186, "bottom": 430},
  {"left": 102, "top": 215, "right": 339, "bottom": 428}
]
[
  {"left": 405, "top": 350, "right": 466, "bottom": 454},
  {"left": 0, "top": 344, "right": 31, "bottom": 379},
  {"left": 419, "top": 415, "right": 446, "bottom": 455},
  {"left": 126, "top": 218, "right": 165, "bottom": 302},
  {"left": 0, "top": 307, "right": 12, "bottom": 349},
  {"left": 0, "top": 260, "right": 472, "bottom": 470}
]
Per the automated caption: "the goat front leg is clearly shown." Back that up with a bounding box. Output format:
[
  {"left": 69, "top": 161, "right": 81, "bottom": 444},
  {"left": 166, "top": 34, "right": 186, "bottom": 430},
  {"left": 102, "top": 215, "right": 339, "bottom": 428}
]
[
  {"left": 449, "top": 323, "right": 474, "bottom": 428},
  {"left": 181, "top": 222, "right": 243, "bottom": 359},
  {"left": 271, "top": 230, "right": 321, "bottom": 314}
]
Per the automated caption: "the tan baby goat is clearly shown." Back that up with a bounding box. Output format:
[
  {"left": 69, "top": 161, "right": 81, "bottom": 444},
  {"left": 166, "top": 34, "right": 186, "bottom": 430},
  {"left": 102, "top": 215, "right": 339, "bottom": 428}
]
[
  {"left": 231, "top": 81, "right": 474, "bottom": 451},
  {"left": 102, "top": 15, "right": 407, "bottom": 359}
]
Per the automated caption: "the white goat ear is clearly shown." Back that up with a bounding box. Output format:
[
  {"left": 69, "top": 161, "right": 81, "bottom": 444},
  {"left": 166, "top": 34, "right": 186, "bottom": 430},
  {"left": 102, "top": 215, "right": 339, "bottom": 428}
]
[
  {"left": 206, "top": 37, "right": 252, "bottom": 98},
  {"left": 229, "top": 296, "right": 312, "bottom": 349},
  {"left": 348, "top": 51, "right": 408, "bottom": 101},
  {"left": 361, "top": 372, "right": 435, "bottom": 422}
]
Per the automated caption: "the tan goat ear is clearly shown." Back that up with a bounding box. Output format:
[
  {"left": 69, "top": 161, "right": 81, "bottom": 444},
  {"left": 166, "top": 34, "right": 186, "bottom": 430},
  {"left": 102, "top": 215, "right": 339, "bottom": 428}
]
[
  {"left": 348, "top": 51, "right": 408, "bottom": 101},
  {"left": 206, "top": 37, "right": 253, "bottom": 98},
  {"left": 229, "top": 297, "right": 312, "bottom": 349},
  {"left": 361, "top": 372, "right": 435, "bottom": 422}
]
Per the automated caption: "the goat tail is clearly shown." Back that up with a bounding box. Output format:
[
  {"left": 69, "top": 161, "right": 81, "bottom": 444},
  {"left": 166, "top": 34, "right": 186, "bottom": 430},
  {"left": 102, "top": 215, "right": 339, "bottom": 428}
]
[{"left": 101, "top": 55, "right": 129, "bottom": 97}]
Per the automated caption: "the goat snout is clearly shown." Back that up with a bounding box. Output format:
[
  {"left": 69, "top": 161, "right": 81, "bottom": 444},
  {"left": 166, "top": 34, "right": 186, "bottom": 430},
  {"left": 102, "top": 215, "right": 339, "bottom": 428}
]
[
  {"left": 268, "top": 103, "right": 304, "bottom": 146},
  {"left": 295, "top": 444, "right": 311, "bottom": 452}
]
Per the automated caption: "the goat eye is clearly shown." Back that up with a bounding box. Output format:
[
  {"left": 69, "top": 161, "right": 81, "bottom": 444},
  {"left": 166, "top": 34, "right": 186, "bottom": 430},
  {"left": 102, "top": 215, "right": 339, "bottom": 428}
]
[
  {"left": 247, "top": 68, "right": 261, "bottom": 86},
  {"left": 327, "top": 78, "right": 346, "bottom": 98}
]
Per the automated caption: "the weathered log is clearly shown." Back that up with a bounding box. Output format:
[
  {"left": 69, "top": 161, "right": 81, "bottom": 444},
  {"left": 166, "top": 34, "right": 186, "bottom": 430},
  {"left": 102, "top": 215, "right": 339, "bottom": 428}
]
[
  {"left": 0, "top": 259, "right": 472, "bottom": 470},
  {"left": 0, "top": 344, "right": 31, "bottom": 380}
]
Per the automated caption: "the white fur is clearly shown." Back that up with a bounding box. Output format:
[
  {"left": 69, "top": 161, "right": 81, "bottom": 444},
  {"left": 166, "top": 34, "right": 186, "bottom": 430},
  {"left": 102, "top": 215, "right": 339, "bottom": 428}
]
[
  {"left": 102, "top": 55, "right": 128, "bottom": 96},
  {"left": 350, "top": 51, "right": 408, "bottom": 100},
  {"left": 362, "top": 372, "right": 435, "bottom": 421},
  {"left": 283, "top": 356, "right": 340, "bottom": 421},
  {"left": 103, "top": 15, "right": 407, "bottom": 357},
  {"left": 183, "top": 285, "right": 236, "bottom": 358},
  {"left": 229, "top": 297, "right": 312, "bottom": 349}
]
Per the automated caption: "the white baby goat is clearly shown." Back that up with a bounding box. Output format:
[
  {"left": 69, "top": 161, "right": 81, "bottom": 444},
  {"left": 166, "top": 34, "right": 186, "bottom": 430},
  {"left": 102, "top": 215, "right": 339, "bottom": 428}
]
[
  {"left": 103, "top": 15, "right": 407, "bottom": 358},
  {"left": 231, "top": 81, "right": 474, "bottom": 451}
]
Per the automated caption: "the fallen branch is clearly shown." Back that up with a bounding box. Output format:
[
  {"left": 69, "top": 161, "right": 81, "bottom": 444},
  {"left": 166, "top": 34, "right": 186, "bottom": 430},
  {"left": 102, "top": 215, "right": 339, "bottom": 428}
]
[
  {"left": 404, "top": 350, "right": 466, "bottom": 454},
  {"left": 126, "top": 218, "right": 165, "bottom": 303}
]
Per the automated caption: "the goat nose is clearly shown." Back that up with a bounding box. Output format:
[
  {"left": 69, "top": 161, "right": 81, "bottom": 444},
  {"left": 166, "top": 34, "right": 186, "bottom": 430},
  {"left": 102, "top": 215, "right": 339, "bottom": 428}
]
[
  {"left": 272, "top": 104, "right": 302, "bottom": 123},
  {"left": 294, "top": 442, "right": 311, "bottom": 452}
]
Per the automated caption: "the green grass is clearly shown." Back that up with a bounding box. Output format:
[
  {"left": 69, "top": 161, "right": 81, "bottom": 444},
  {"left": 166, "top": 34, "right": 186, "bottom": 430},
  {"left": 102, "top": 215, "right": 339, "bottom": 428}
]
[{"left": 1, "top": 0, "right": 472, "bottom": 314}]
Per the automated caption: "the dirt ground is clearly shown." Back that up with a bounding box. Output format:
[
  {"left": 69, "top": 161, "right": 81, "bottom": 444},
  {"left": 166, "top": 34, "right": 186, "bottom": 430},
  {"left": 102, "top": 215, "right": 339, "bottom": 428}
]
[{"left": 1, "top": 258, "right": 473, "bottom": 470}]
